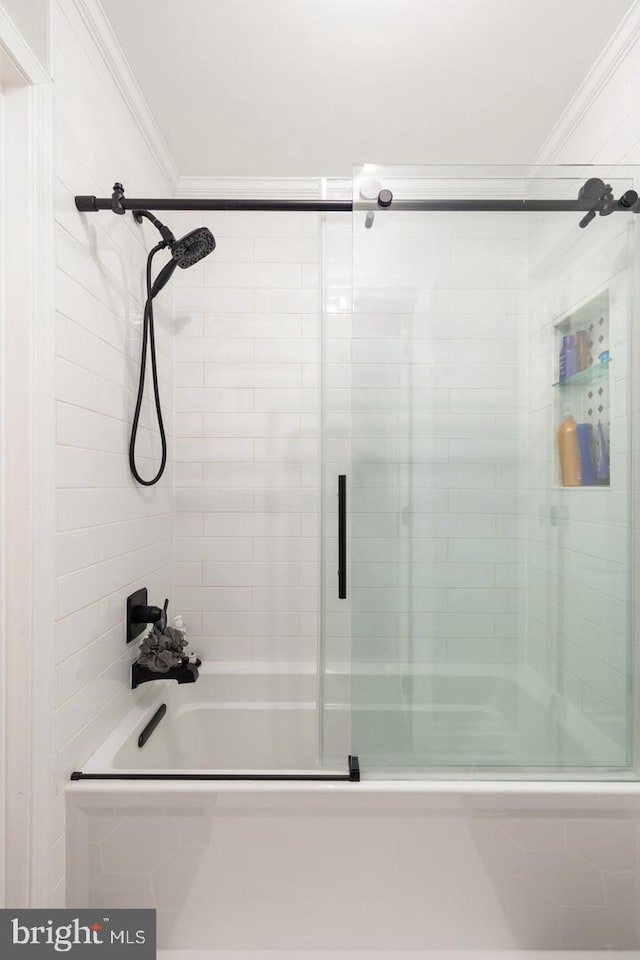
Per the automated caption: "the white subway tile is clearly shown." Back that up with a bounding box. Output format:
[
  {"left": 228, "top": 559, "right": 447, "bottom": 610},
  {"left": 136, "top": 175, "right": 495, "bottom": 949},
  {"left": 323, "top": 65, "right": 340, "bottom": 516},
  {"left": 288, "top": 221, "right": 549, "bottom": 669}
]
[
  {"left": 55, "top": 529, "right": 101, "bottom": 576},
  {"left": 175, "top": 513, "right": 204, "bottom": 537},
  {"left": 203, "top": 261, "right": 302, "bottom": 288},
  {"left": 175, "top": 387, "right": 254, "bottom": 412},
  {"left": 252, "top": 587, "right": 317, "bottom": 612},
  {"left": 175, "top": 287, "right": 254, "bottom": 313},
  {"left": 254, "top": 237, "right": 318, "bottom": 262},
  {"left": 174, "top": 437, "right": 254, "bottom": 461},
  {"left": 204, "top": 314, "right": 302, "bottom": 339},
  {"left": 175, "top": 537, "right": 253, "bottom": 561},
  {"left": 206, "top": 237, "right": 254, "bottom": 262},
  {"left": 175, "top": 489, "right": 253, "bottom": 512},
  {"left": 254, "top": 340, "right": 318, "bottom": 363},
  {"left": 174, "top": 586, "right": 252, "bottom": 612},
  {"left": 204, "top": 512, "right": 301, "bottom": 537},
  {"left": 254, "top": 388, "right": 317, "bottom": 412},
  {"left": 201, "top": 412, "right": 302, "bottom": 438},
  {"left": 204, "top": 362, "right": 301, "bottom": 389},
  {"left": 175, "top": 562, "right": 202, "bottom": 586},
  {"left": 253, "top": 537, "right": 317, "bottom": 562},
  {"left": 175, "top": 338, "right": 254, "bottom": 362},
  {"left": 174, "top": 462, "right": 204, "bottom": 486},
  {"left": 255, "top": 288, "right": 318, "bottom": 314},
  {"left": 55, "top": 603, "right": 101, "bottom": 664},
  {"left": 203, "top": 461, "right": 302, "bottom": 488},
  {"left": 202, "top": 562, "right": 299, "bottom": 586},
  {"left": 254, "top": 438, "right": 318, "bottom": 462}
]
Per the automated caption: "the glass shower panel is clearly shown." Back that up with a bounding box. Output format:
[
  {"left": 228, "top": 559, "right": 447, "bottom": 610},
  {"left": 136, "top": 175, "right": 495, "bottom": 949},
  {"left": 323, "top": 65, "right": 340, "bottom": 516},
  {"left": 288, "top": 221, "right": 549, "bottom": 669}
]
[{"left": 335, "top": 164, "right": 637, "bottom": 778}]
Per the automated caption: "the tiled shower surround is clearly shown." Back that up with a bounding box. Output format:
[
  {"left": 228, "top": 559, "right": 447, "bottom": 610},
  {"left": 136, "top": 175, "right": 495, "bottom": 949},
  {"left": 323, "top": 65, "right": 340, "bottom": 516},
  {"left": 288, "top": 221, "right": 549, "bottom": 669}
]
[
  {"left": 52, "top": 0, "right": 640, "bottom": 916},
  {"left": 527, "top": 212, "right": 633, "bottom": 754},
  {"left": 52, "top": 0, "right": 175, "bottom": 902},
  {"left": 173, "top": 209, "right": 530, "bottom": 673},
  {"left": 158, "top": 202, "right": 631, "bottom": 752},
  {"left": 170, "top": 210, "right": 322, "bottom": 662}
]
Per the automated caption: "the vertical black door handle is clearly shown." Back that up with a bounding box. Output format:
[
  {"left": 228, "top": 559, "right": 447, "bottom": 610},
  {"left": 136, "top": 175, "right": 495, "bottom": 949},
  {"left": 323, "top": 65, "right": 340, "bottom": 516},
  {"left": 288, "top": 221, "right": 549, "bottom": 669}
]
[{"left": 338, "top": 474, "right": 347, "bottom": 599}]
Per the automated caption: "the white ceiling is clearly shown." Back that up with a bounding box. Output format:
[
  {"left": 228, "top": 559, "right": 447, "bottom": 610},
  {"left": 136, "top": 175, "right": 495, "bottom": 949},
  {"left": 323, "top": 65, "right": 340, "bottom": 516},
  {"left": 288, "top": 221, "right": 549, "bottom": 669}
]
[{"left": 100, "top": 0, "right": 635, "bottom": 178}]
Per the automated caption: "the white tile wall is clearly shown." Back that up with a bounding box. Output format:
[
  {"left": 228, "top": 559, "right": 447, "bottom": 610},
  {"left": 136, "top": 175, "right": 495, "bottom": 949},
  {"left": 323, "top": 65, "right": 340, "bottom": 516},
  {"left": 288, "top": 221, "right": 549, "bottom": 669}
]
[
  {"left": 51, "top": 0, "right": 176, "bottom": 899},
  {"left": 171, "top": 211, "right": 320, "bottom": 662},
  {"left": 525, "top": 217, "right": 632, "bottom": 755},
  {"left": 524, "top": 26, "right": 640, "bottom": 755}
]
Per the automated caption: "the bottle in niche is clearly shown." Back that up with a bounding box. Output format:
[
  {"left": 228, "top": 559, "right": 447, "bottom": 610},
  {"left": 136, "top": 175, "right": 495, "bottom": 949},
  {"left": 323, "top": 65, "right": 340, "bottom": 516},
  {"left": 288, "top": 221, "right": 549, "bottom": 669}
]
[
  {"left": 576, "top": 422, "right": 597, "bottom": 485},
  {"left": 575, "top": 330, "right": 590, "bottom": 372},
  {"left": 565, "top": 335, "right": 578, "bottom": 378},
  {"left": 558, "top": 335, "right": 571, "bottom": 381},
  {"left": 557, "top": 406, "right": 581, "bottom": 486},
  {"left": 596, "top": 420, "right": 610, "bottom": 484}
]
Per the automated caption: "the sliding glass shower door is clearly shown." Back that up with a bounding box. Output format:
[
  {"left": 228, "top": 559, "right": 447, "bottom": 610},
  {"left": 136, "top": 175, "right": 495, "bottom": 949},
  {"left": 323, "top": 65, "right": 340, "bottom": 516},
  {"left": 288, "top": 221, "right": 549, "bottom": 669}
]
[{"left": 322, "top": 165, "right": 637, "bottom": 778}]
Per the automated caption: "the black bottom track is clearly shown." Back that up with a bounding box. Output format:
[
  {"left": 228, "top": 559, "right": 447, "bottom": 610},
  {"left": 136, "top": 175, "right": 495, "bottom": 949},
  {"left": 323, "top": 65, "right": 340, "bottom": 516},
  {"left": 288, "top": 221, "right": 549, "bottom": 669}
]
[{"left": 70, "top": 755, "right": 360, "bottom": 783}]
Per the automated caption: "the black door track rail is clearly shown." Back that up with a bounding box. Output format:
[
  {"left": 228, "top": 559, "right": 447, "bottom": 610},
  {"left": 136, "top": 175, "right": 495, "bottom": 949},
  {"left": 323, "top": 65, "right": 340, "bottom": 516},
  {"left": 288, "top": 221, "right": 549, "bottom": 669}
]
[{"left": 70, "top": 756, "right": 361, "bottom": 782}]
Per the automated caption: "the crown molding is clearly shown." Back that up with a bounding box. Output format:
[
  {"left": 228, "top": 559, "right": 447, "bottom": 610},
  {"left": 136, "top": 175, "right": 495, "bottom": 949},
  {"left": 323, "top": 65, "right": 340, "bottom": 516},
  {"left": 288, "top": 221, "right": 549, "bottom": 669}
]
[
  {"left": 0, "top": 5, "right": 50, "bottom": 84},
  {"left": 70, "top": 0, "right": 179, "bottom": 192},
  {"left": 535, "top": 0, "right": 640, "bottom": 164}
]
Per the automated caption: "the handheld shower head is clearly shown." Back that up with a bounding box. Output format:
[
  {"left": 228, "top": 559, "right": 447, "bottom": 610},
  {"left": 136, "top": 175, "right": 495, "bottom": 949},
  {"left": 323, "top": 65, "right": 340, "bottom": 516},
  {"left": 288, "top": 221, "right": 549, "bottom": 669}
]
[
  {"left": 130, "top": 214, "right": 216, "bottom": 486},
  {"left": 171, "top": 227, "right": 216, "bottom": 268},
  {"left": 133, "top": 210, "right": 215, "bottom": 266},
  {"left": 139, "top": 221, "right": 216, "bottom": 298}
]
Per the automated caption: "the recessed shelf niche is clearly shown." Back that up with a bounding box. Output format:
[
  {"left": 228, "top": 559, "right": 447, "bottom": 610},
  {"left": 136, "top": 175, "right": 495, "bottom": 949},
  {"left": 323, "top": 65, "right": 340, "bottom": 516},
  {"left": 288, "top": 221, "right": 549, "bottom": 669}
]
[{"left": 552, "top": 290, "right": 611, "bottom": 488}]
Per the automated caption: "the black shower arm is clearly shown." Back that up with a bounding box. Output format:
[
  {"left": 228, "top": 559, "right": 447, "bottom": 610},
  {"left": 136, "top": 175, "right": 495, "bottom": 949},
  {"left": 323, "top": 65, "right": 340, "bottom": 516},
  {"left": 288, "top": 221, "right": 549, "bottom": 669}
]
[
  {"left": 131, "top": 208, "right": 176, "bottom": 244},
  {"left": 75, "top": 181, "right": 640, "bottom": 220}
]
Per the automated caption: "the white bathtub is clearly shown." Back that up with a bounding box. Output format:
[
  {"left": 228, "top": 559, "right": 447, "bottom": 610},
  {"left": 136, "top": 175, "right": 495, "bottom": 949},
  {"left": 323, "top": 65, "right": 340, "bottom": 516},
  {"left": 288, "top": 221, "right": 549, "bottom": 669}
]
[
  {"left": 79, "top": 661, "right": 625, "bottom": 777},
  {"left": 67, "top": 777, "right": 640, "bottom": 951},
  {"left": 82, "top": 664, "right": 323, "bottom": 773},
  {"left": 67, "top": 662, "right": 640, "bottom": 951}
]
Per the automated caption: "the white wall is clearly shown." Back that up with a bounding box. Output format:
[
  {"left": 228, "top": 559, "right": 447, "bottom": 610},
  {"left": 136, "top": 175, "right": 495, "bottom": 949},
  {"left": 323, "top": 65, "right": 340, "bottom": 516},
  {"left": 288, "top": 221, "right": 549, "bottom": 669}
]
[
  {"left": 1, "top": 0, "right": 49, "bottom": 69},
  {"left": 171, "top": 210, "right": 320, "bottom": 663},
  {"left": 51, "top": 0, "right": 175, "bottom": 902}
]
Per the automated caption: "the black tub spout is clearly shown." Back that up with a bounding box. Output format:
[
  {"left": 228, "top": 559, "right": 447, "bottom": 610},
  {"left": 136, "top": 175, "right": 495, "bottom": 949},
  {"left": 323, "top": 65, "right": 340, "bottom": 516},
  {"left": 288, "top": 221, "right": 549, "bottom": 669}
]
[{"left": 131, "top": 658, "right": 201, "bottom": 690}]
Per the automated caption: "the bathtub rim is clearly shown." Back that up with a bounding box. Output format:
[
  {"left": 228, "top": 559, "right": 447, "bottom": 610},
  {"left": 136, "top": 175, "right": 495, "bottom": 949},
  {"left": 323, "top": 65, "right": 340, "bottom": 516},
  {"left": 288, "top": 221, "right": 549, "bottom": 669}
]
[{"left": 65, "top": 776, "right": 640, "bottom": 807}]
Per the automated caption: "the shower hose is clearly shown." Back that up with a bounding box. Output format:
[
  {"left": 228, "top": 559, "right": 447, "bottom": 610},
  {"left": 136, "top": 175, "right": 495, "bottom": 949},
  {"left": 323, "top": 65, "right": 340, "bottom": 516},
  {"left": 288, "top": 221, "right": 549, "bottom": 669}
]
[{"left": 129, "top": 242, "right": 168, "bottom": 486}]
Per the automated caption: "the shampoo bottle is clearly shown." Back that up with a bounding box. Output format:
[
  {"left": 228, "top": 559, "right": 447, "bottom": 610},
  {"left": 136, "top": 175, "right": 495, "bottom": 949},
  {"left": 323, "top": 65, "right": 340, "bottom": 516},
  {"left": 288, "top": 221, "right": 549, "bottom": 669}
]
[
  {"left": 565, "top": 335, "right": 578, "bottom": 378},
  {"left": 559, "top": 335, "right": 571, "bottom": 381},
  {"left": 596, "top": 420, "right": 610, "bottom": 485},
  {"left": 558, "top": 407, "right": 581, "bottom": 486},
  {"left": 575, "top": 330, "right": 590, "bottom": 372},
  {"left": 576, "top": 422, "right": 597, "bottom": 485}
]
